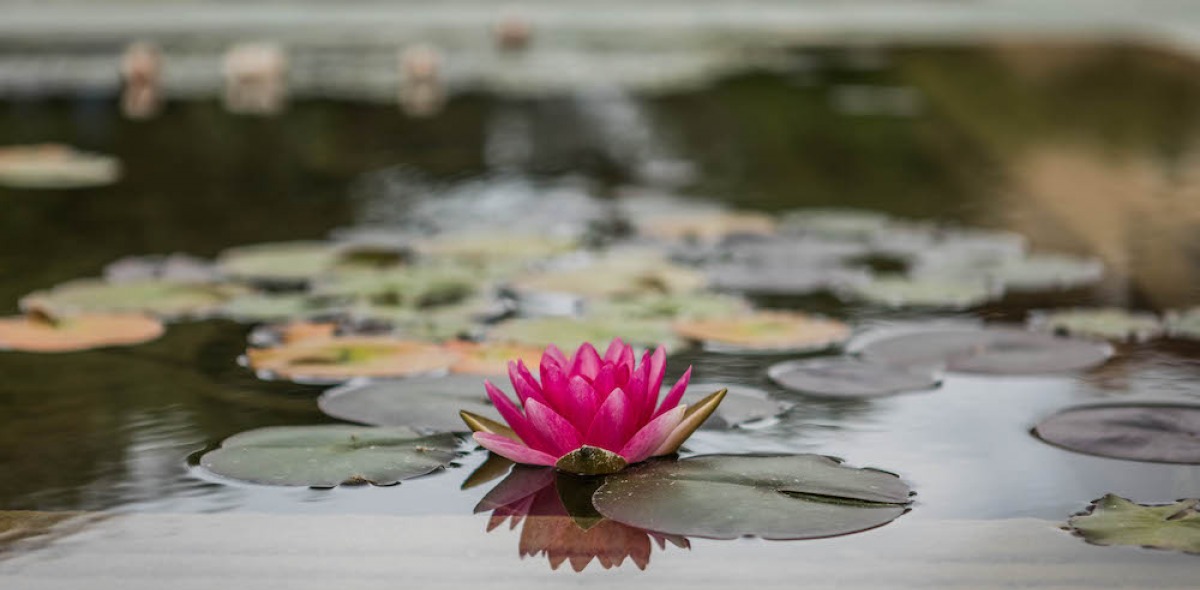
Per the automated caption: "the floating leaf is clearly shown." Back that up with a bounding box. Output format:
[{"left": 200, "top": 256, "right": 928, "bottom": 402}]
[
  {"left": 1068, "top": 494, "right": 1200, "bottom": 554},
  {"left": 706, "top": 264, "right": 869, "bottom": 296},
  {"left": 318, "top": 375, "right": 501, "bottom": 433},
  {"left": 488, "top": 317, "right": 680, "bottom": 352},
  {"left": 840, "top": 276, "right": 999, "bottom": 309},
  {"left": 673, "top": 311, "right": 851, "bottom": 353},
  {"left": 312, "top": 266, "right": 481, "bottom": 308},
  {"left": 988, "top": 254, "right": 1104, "bottom": 291},
  {"left": 245, "top": 336, "right": 458, "bottom": 383},
  {"left": 587, "top": 293, "right": 750, "bottom": 322},
  {"left": 592, "top": 454, "right": 911, "bottom": 540},
  {"left": 444, "top": 342, "right": 546, "bottom": 376},
  {"left": 1029, "top": 308, "right": 1163, "bottom": 342},
  {"left": 676, "top": 383, "right": 789, "bottom": 429},
  {"left": 1165, "top": 308, "right": 1200, "bottom": 341},
  {"left": 721, "top": 237, "right": 871, "bottom": 267},
  {"left": 1033, "top": 403, "right": 1200, "bottom": 464},
  {"left": 215, "top": 241, "right": 341, "bottom": 284},
  {"left": 856, "top": 327, "right": 1112, "bottom": 374},
  {"left": 21, "top": 279, "right": 248, "bottom": 320},
  {"left": 767, "top": 357, "right": 940, "bottom": 398},
  {"left": 0, "top": 144, "right": 120, "bottom": 189},
  {"left": 103, "top": 253, "right": 219, "bottom": 284},
  {"left": 0, "top": 312, "right": 163, "bottom": 352},
  {"left": 637, "top": 211, "right": 776, "bottom": 242},
  {"left": 780, "top": 208, "right": 891, "bottom": 240},
  {"left": 198, "top": 425, "right": 459, "bottom": 486},
  {"left": 510, "top": 252, "right": 704, "bottom": 301},
  {"left": 416, "top": 233, "right": 576, "bottom": 269},
  {"left": 221, "top": 293, "right": 342, "bottom": 323},
  {"left": 344, "top": 296, "right": 502, "bottom": 342}
]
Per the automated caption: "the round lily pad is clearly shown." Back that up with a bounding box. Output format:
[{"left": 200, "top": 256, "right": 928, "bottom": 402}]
[
  {"left": 245, "top": 336, "right": 458, "bottom": 383},
  {"left": 103, "top": 253, "right": 219, "bottom": 284},
  {"left": 415, "top": 233, "right": 576, "bottom": 268},
  {"left": 510, "top": 254, "right": 704, "bottom": 301},
  {"left": 21, "top": 279, "right": 249, "bottom": 320},
  {"left": 673, "top": 312, "right": 851, "bottom": 353},
  {"left": 989, "top": 254, "right": 1104, "bottom": 291},
  {"left": 767, "top": 357, "right": 940, "bottom": 398},
  {"left": 1032, "top": 403, "right": 1200, "bottom": 464},
  {"left": 587, "top": 293, "right": 750, "bottom": 321},
  {"left": 592, "top": 454, "right": 911, "bottom": 540},
  {"left": 488, "top": 317, "right": 680, "bottom": 352},
  {"left": 856, "top": 327, "right": 1112, "bottom": 374},
  {"left": 1029, "top": 308, "right": 1163, "bottom": 342},
  {"left": 677, "top": 383, "right": 790, "bottom": 429},
  {"left": 1165, "top": 308, "right": 1200, "bottom": 341},
  {"left": 1068, "top": 494, "right": 1200, "bottom": 554},
  {"left": 215, "top": 241, "right": 340, "bottom": 284},
  {"left": 220, "top": 293, "right": 343, "bottom": 323},
  {"left": 721, "top": 237, "right": 870, "bottom": 267},
  {"left": 780, "top": 209, "right": 891, "bottom": 240},
  {"left": 839, "top": 276, "right": 998, "bottom": 309},
  {"left": 0, "top": 144, "right": 121, "bottom": 189},
  {"left": 198, "top": 425, "right": 459, "bottom": 486},
  {"left": 312, "top": 266, "right": 481, "bottom": 308},
  {"left": 318, "top": 375, "right": 501, "bottom": 433},
  {"left": 444, "top": 341, "right": 546, "bottom": 376},
  {"left": 706, "top": 264, "right": 869, "bottom": 296},
  {"left": 0, "top": 312, "right": 164, "bottom": 352},
  {"left": 637, "top": 211, "right": 776, "bottom": 242}
]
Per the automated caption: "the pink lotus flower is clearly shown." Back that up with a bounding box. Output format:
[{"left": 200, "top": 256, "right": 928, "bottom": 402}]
[{"left": 460, "top": 338, "right": 726, "bottom": 475}]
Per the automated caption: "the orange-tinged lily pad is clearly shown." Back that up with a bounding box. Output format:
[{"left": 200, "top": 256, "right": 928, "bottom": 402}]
[
  {"left": 245, "top": 336, "right": 458, "bottom": 383},
  {"left": 0, "top": 312, "right": 164, "bottom": 352},
  {"left": 444, "top": 341, "right": 546, "bottom": 376},
  {"left": 673, "top": 311, "right": 851, "bottom": 353}
]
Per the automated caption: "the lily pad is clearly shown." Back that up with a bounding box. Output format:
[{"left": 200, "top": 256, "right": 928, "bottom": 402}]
[
  {"left": 588, "top": 293, "right": 750, "bottom": 321},
  {"left": 1165, "top": 308, "right": 1200, "bottom": 341},
  {"left": 673, "top": 311, "right": 851, "bottom": 353},
  {"left": 1029, "top": 308, "right": 1163, "bottom": 342},
  {"left": 344, "top": 297, "right": 502, "bottom": 342},
  {"left": 839, "top": 276, "right": 999, "bottom": 309},
  {"left": 767, "top": 357, "right": 941, "bottom": 398},
  {"left": 0, "top": 311, "right": 164, "bottom": 352},
  {"left": 706, "top": 264, "right": 869, "bottom": 296},
  {"left": 312, "top": 266, "right": 481, "bottom": 308},
  {"left": 318, "top": 375, "right": 501, "bottom": 433},
  {"left": 856, "top": 327, "right": 1112, "bottom": 374},
  {"left": 0, "top": 144, "right": 121, "bottom": 189},
  {"left": 217, "top": 241, "right": 407, "bottom": 285},
  {"left": 592, "top": 454, "right": 911, "bottom": 540},
  {"left": 415, "top": 233, "right": 576, "bottom": 269},
  {"left": 488, "top": 317, "right": 680, "bottom": 352},
  {"left": 676, "top": 383, "right": 790, "bottom": 429},
  {"left": 245, "top": 336, "right": 458, "bottom": 383},
  {"left": 21, "top": 279, "right": 249, "bottom": 320},
  {"left": 637, "top": 211, "right": 776, "bottom": 242},
  {"left": 198, "top": 425, "right": 459, "bottom": 486},
  {"left": 221, "top": 293, "right": 343, "bottom": 323},
  {"left": 1032, "top": 403, "right": 1200, "bottom": 464},
  {"left": 444, "top": 341, "right": 546, "bottom": 376},
  {"left": 721, "top": 237, "right": 871, "bottom": 267},
  {"left": 1067, "top": 494, "right": 1200, "bottom": 554},
  {"left": 510, "top": 253, "right": 704, "bottom": 301},
  {"left": 989, "top": 254, "right": 1104, "bottom": 291},
  {"left": 103, "top": 253, "right": 219, "bottom": 284},
  {"left": 780, "top": 209, "right": 891, "bottom": 240}
]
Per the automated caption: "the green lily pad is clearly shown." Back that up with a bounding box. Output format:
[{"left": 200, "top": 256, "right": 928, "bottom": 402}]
[
  {"left": 856, "top": 327, "right": 1112, "bottom": 374},
  {"left": 592, "top": 454, "right": 911, "bottom": 540},
  {"left": 673, "top": 311, "right": 851, "bottom": 353},
  {"left": 839, "top": 276, "right": 999, "bottom": 309},
  {"left": 217, "top": 241, "right": 407, "bottom": 285},
  {"left": 988, "top": 254, "right": 1104, "bottom": 291},
  {"left": 416, "top": 233, "right": 576, "bottom": 269},
  {"left": 1165, "top": 308, "right": 1200, "bottom": 341},
  {"left": 488, "top": 317, "right": 681, "bottom": 352},
  {"left": 344, "top": 296, "right": 501, "bottom": 342},
  {"left": 1029, "top": 308, "right": 1163, "bottom": 342},
  {"left": 245, "top": 336, "right": 459, "bottom": 383},
  {"left": 1032, "top": 403, "right": 1200, "bottom": 464},
  {"left": 104, "top": 253, "right": 219, "bottom": 284},
  {"left": 198, "top": 425, "right": 459, "bottom": 487},
  {"left": 767, "top": 357, "right": 941, "bottom": 398},
  {"left": 312, "top": 266, "right": 481, "bottom": 308},
  {"left": 21, "top": 279, "right": 249, "bottom": 320},
  {"left": 780, "top": 209, "right": 891, "bottom": 240},
  {"left": 221, "top": 293, "right": 343, "bottom": 323},
  {"left": 588, "top": 293, "right": 750, "bottom": 321},
  {"left": 706, "top": 264, "right": 870, "bottom": 296},
  {"left": 0, "top": 144, "right": 121, "bottom": 189},
  {"left": 677, "top": 383, "right": 790, "bottom": 429},
  {"left": 510, "top": 252, "right": 704, "bottom": 301},
  {"left": 317, "top": 375, "right": 501, "bottom": 433},
  {"left": 1068, "top": 494, "right": 1200, "bottom": 554},
  {"left": 722, "top": 237, "right": 871, "bottom": 267}
]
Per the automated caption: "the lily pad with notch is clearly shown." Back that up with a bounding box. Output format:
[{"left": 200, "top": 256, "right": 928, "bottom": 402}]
[
  {"left": 592, "top": 454, "right": 911, "bottom": 540},
  {"left": 767, "top": 357, "right": 941, "bottom": 398},
  {"left": 1068, "top": 494, "right": 1200, "bottom": 554},
  {"left": 198, "top": 425, "right": 459, "bottom": 487},
  {"left": 318, "top": 375, "right": 502, "bottom": 433},
  {"left": 1032, "top": 403, "right": 1200, "bottom": 464},
  {"left": 856, "top": 327, "right": 1112, "bottom": 374}
]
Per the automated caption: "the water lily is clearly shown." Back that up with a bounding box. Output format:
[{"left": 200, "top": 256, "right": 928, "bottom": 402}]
[{"left": 460, "top": 338, "right": 726, "bottom": 475}]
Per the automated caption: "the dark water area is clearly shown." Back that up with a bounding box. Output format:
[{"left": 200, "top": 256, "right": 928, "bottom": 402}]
[{"left": 1, "top": 43, "right": 1198, "bottom": 542}]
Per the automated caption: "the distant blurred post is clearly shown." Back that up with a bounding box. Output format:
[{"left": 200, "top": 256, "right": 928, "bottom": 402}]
[
  {"left": 120, "top": 42, "right": 163, "bottom": 119},
  {"left": 398, "top": 45, "right": 445, "bottom": 117},
  {"left": 222, "top": 43, "right": 288, "bottom": 115}
]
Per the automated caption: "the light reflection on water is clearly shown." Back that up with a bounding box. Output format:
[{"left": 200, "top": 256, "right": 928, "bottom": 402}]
[{"left": 0, "top": 43, "right": 1198, "bottom": 562}]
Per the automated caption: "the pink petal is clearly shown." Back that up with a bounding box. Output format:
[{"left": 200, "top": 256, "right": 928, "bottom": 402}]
[
  {"left": 544, "top": 344, "right": 568, "bottom": 367},
  {"left": 603, "top": 338, "right": 626, "bottom": 364},
  {"left": 618, "top": 343, "right": 635, "bottom": 370},
  {"left": 583, "top": 387, "right": 633, "bottom": 452},
  {"left": 624, "top": 353, "right": 653, "bottom": 423},
  {"left": 619, "top": 405, "right": 686, "bottom": 464},
  {"left": 562, "top": 375, "right": 600, "bottom": 432},
  {"left": 523, "top": 398, "right": 582, "bottom": 456},
  {"left": 593, "top": 363, "right": 617, "bottom": 398},
  {"left": 655, "top": 366, "right": 692, "bottom": 418},
  {"left": 485, "top": 380, "right": 553, "bottom": 454},
  {"left": 643, "top": 347, "right": 667, "bottom": 422},
  {"left": 474, "top": 432, "right": 557, "bottom": 466},
  {"left": 570, "top": 342, "right": 602, "bottom": 380},
  {"left": 539, "top": 356, "right": 570, "bottom": 414},
  {"left": 508, "top": 361, "right": 546, "bottom": 406}
]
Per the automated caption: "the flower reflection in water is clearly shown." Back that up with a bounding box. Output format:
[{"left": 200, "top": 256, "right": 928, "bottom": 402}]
[{"left": 474, "top": 462, "right": 690, "bottom": 572}]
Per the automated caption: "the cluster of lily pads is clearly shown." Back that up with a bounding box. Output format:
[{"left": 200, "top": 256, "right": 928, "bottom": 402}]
[{"left": 2, "top": 193, "right": 1197, "bottom": 563}]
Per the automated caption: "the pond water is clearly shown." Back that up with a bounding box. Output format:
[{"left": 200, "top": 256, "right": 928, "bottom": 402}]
[{"left": 1, "top": 43, "right": 1199, "bottom": 577}]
